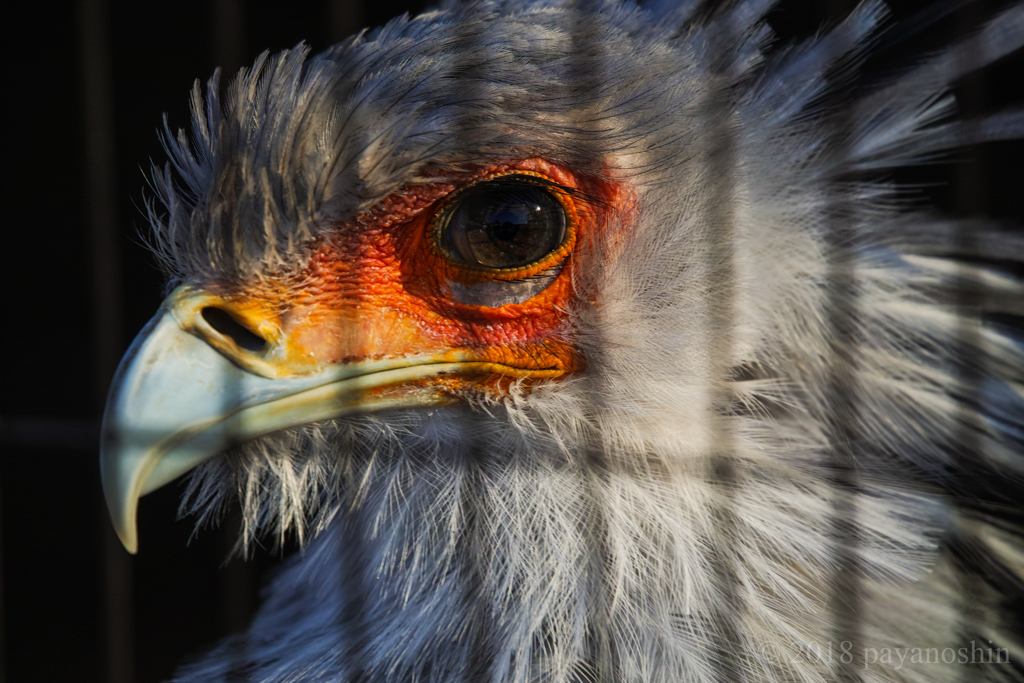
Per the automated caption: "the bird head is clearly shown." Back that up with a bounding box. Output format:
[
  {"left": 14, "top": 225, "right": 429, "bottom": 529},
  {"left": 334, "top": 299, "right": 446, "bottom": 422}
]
[
  {"left": 100, "top": 1, "right": 1024, "bottom": 680},
  {"left": 104, "top": 157, "right": 618, "bottom": 552},
  {"left": 103, "top": 1, "right": 758, "bottom": 553}
]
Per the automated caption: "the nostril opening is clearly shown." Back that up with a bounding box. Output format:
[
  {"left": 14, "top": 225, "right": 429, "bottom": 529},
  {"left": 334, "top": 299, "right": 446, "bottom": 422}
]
[{"left": 201, "top": 307, "right": 267, "bottom": 353}]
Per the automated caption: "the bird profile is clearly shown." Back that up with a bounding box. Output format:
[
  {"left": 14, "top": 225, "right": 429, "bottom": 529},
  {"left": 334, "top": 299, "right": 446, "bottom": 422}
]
[{"left": 101, "top": 1, "right": 1024, "bottom": 681}]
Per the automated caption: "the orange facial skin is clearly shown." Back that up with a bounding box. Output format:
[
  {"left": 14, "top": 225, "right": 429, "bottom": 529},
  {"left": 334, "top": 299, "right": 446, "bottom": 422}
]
[{"left": 192, "top": 159, "right": 628, "bottom": 400}]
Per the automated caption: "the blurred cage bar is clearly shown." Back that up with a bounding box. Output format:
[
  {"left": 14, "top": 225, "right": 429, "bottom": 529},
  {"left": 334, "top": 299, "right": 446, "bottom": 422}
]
[{"left": 1, "top": 0, "right": 1021, "bottom": 682}]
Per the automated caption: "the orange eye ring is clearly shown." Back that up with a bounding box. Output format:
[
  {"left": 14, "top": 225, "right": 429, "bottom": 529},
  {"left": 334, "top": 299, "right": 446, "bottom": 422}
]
[{"left": 428, "top": 169, "right": 578, "bottom": 282}]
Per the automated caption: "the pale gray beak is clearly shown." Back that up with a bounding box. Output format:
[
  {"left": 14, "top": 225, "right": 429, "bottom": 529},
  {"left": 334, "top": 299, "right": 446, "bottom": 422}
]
[{"left": 101, "top": 291, "right": 465, "bottom": 553}]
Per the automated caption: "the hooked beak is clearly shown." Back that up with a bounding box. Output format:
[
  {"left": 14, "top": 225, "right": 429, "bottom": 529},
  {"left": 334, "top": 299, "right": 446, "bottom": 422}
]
[{"left": 100, "top": 287, "right": 470, "bottom": 553}]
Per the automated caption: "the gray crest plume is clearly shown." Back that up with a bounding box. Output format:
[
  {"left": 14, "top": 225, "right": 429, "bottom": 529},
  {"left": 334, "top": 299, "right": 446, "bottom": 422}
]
[{"left": 137, "top": 0, "right": 1024, "bottom": 681}]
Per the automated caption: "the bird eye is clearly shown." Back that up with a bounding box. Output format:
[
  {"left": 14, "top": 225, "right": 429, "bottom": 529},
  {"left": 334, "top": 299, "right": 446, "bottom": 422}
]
[{"left": 438, "top": 177, "right": 568, "bottom": 270}]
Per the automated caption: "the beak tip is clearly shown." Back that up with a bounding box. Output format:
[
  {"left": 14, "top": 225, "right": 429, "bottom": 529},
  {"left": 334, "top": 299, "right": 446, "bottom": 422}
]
[
  {"left": 103, "top": 476, "right": 140, "bottom": 554},
  {"left": 117, "top": 525, "right": 139, "bottom": 555}
]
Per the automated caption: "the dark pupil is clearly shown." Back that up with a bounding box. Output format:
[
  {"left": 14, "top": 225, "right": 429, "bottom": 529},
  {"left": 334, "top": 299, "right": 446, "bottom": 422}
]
[{"left": 445, "top": 181, "right": 566, "bottom": 268}]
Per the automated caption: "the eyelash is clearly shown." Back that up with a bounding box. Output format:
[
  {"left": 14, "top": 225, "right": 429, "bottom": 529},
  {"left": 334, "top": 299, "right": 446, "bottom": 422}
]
[{"left": 519, "top": 176, "right": 605, "bottom": 211}]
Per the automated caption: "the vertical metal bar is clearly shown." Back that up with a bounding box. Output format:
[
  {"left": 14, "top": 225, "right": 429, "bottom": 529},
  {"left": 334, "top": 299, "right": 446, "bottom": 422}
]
[
  {"left": 563, "top": 4, "right": 618, "bottom": 679},
  {"left": 212, "top": 0, "right": 248, "bottom": 75},
  {"left": 222, "top": 509, "right": 253, "bottom": 681},
  {"left": 951, "top": 4, "right": 988, "bottom": 682},
  {"left": 220, "top": 514, "right": 255, "bottom": 634},
  {"left": 327, "top": 0, "right": 364, "bottom": 43},
  {"left": 78, "top": 0, "right": 132, "bottom": 681},
  {"left": 448, "top": 10, "right": 495, "bottom": 680},
  {"left": 697, "top": 4, "right": 746, "bottom": 681},
  {"left": 210, "top": 2, "right": 255, "bottom": 679},
  {"left": 703, "top": 129, "right": 745, "bottom": 680},
  {"left": 78, "top": 0, "right": 122, "bottom": 413},
  {"left": 823, "top": 144, "right": 863, "bottom": 683},
  {"left": 821, "top": 0, "right": 862, "bottom": 678},
  {"left": 332, "top": 2, "right": 369, "bottom": 677}
]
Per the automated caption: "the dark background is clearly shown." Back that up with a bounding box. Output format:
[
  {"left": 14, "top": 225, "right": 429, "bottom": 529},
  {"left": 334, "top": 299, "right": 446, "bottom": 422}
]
[{"left": 2, "top": 0, "right": 1021, "bottom": 681}]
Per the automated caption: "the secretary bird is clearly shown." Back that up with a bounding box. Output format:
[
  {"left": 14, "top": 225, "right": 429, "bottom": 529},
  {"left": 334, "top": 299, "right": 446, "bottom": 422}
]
[{"left": 101, "top": 1, "right": 1024, "bottom": 680}]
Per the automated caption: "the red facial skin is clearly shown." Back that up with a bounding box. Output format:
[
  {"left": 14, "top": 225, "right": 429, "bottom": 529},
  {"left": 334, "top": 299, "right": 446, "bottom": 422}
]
[{"left": 195, "top": 158, "right": 628, "bottom": 398}]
